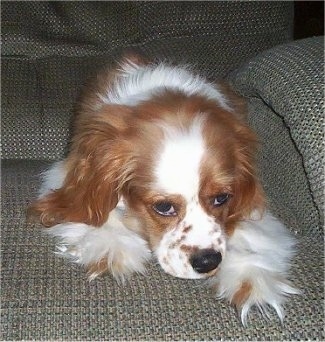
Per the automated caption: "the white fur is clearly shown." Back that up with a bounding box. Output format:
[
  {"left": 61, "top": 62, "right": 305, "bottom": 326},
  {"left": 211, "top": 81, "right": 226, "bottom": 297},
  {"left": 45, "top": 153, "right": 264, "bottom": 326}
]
[
  {"left": 153, "top": 118, "right": 226, "bottom": 278},
  {"left": 98, "top": 60, "right": 232, "bottom": 111},
  {"left": 208, "top": 211, "right": 300, "bottom": 325},
  {"left": 37, "top": 156, "right": 151, "bottom": 282},
  {"left": 36, "top": 60, "right": 299, "bottom": 325},
  {"left": 155, "top": 201, "right": 226, "bottom": 279},
  {"left": 154, "top": 118, "right": 205, "bottom": 199},
  {"left": 38, "top": 161, "right": 66, "bottom": 197},
  {"left": 46, "top": 208, "right": 151, "bottom": 282}
]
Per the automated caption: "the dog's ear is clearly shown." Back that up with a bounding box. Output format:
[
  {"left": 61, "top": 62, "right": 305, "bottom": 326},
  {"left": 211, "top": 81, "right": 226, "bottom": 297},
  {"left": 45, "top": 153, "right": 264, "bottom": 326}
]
[
  {"left": 226, "top": 122, "right": 266, "bottom": 231},
  {"left": 29, "top": 105, "right": 134, "bottom": 227},
  {"left": 213, "top": 83, "right": 265, "bottom": 229}
]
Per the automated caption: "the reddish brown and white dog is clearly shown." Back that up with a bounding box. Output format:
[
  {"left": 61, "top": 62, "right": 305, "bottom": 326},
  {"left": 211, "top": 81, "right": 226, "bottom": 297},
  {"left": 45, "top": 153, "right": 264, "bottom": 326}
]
[{"left": 29, "top": 54, "right": 299, "bottom": 325}]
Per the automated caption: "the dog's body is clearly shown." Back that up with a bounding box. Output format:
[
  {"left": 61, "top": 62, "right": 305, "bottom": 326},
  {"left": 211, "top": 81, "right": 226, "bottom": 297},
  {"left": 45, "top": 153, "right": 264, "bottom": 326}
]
[{"left": 30, "top": 55, "right": 298, "bottom": 325}]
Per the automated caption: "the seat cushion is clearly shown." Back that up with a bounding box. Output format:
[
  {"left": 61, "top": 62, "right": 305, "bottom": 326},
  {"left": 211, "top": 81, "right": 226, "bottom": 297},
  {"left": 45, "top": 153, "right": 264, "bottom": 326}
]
[{"left": 1, "top": 160, "right": 324, "bottom": 340}]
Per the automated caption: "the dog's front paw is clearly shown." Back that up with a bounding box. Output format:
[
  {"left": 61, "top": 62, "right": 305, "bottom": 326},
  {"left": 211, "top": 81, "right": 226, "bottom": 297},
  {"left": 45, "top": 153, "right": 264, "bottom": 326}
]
[
  {"left": 216, "top": 273, "right": 300, "bottom": 326},
  {"left": 209, "top": 210, "right": 301, "bottom": 325},
  {"left": 47, "top": 221, "right": 151, "bottom": 282},
  {"left": 85, "top": 234, "right": 152, "bottom": 282}
]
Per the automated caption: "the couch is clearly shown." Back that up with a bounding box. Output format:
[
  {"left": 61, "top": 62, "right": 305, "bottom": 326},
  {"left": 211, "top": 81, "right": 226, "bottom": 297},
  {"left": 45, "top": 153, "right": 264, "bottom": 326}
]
[{"left": 2, "top": 2, "right": 324, "bottom": 340}]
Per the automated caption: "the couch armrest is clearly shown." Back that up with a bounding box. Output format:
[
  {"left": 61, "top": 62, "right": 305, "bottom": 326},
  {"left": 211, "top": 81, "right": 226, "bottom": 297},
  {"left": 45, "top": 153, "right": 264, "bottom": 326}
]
[{"left": 230, "top": 37, "right": 324, "bottom": 236}]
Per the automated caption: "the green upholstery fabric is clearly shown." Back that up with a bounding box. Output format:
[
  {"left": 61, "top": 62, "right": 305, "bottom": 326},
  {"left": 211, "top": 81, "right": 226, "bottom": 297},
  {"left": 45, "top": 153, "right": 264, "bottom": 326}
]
[
  {"left": 2, "top": 161, "right": 324, "bottom": 340},
  {"left": 2, "top": 1, "right": 294, "bottom": 160},
  {"left": 2, "top": 2, "right": 324, "bottom": 341},
  {"left": 2, "top": 2, "right": 293, "bottom": 60}
]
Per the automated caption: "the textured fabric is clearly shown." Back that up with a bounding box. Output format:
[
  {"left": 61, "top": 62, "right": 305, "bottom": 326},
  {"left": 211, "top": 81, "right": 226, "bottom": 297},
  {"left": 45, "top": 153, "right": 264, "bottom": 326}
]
[
  {"left": 230, "top": 37, "right": 324, "bottom": 237},
  {"left": 2, "top": 2, "right": 293, "bottom": 59},
  {"left": 1, "top": 160, "right": 324, "bottom": 341},
  {"left": 1, "top": 1, "right": 294, "bottom": 160},
  {"left": 2, "top": 2, "right": 324, "bottom": 341},
  {"left": 247, "top": 100, "right": 321, "bottom": 238},
  {"left": 1, "top": 56, "right": 109, "bottom": 160}
]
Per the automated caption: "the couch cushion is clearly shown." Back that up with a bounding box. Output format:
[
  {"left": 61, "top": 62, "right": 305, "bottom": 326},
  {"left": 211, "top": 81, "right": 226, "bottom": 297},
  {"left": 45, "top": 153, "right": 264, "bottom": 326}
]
[
  {"left": 2, "top": 2, "right": 293, "bottom": 60},
  {"left": 1, "top": 160, "right": 324, "bottom": 340},
  {"left": 230, "top": 37, "right": 324, "bottom": 237},
  {"left": 2, "top": 2, "right": 294, "bottom": 160},
  {"left": 1, "top": 56, "right": 108, "bottom": 160}
]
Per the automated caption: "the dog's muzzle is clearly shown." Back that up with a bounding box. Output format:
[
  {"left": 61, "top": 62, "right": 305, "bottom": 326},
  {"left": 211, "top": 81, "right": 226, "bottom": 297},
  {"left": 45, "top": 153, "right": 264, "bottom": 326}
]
[{"left": 156, "top": 236, "right": 225, "bottom": 279}]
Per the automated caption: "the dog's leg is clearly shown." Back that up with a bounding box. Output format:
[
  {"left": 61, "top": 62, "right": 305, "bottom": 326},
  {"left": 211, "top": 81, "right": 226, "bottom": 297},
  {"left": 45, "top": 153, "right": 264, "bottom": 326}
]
[
  {"left": 38, "top": 161, "right": 66, "bottom": 197},
  {"left": 45, "top": 206, "right": 151, "bottom": 282},
  {"left": 209, "top": 211, "right": 300, "bottom": 325},
  {"left": 36, "top": 161, "right": 151, "bottom": 281}
]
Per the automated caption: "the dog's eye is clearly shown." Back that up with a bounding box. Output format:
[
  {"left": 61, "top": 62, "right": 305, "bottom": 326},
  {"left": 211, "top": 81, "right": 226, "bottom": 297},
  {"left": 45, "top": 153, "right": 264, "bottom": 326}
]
[
  {"left": 153, "top": 201, "right": 177, "bottom": 217},
  {"left": 212, "top": 193, "right": 230, "bottom": 207}
]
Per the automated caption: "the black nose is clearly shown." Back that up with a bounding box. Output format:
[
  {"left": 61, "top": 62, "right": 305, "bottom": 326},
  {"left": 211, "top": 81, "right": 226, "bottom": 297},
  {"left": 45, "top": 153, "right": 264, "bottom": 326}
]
[{"left": 190, "top": 249, "right": 222, "bottom": 274}]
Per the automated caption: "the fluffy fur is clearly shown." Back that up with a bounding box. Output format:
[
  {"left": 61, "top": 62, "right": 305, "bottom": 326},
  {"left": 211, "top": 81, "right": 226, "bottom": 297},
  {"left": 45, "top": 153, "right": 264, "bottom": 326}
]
[{"left": 29, "top": 54, "right": 299, "bottom": 325}]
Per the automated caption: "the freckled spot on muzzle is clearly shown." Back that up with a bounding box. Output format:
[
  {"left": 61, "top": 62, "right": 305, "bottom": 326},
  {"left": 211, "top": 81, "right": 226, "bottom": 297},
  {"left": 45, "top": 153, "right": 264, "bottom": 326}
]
[
  {"left": 182, "top": 225, "right": 192, "bottom": 233},
  {"left": 180, "top": 244, "right": 199, "bottom": 254}
]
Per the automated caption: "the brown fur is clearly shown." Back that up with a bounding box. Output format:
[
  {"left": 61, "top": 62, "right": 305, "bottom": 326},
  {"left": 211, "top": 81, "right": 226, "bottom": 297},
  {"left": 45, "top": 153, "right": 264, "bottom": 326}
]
[
  {"left": 29, "top": 55, "right": 265, "bottom": 256},
  {"left": 231, "top": 281, "right": 253, "bottom": 308}
]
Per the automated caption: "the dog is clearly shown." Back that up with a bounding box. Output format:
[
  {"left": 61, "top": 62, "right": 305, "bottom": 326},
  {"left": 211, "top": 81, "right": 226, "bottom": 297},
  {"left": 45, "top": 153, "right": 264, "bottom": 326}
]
[{"left": 29, "top": 53, "right": 299, "bottom": 325}]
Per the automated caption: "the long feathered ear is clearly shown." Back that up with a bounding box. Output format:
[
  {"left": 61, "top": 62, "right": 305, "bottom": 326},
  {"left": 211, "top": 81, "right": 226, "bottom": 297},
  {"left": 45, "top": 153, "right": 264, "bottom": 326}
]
[
  {"left": 214, "top": 83, "right": 265, "bottom": 228},
  {"left": 227, "top": 123, "right": 266, "bottom": 228},
  {"left": 29, "top": 105, "right": 133, "bottom": 227}
]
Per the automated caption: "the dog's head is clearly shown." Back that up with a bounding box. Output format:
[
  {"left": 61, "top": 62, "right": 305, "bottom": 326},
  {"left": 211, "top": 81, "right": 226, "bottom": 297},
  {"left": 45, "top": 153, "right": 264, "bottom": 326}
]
[{"left": 29, "top": 59, "right": 264, "bottom": 279}]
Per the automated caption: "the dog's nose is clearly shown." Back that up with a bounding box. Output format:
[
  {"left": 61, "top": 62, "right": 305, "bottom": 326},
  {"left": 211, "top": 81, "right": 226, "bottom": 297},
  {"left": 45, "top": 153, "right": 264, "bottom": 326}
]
[{"left": 190, "top": 249, "right": 222, "bottom": 274}]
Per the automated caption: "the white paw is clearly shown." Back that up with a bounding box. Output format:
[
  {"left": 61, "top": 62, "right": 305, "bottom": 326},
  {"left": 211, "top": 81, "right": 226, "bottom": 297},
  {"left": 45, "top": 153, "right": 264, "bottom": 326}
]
[
  {"left": 214, "top": 272, "right": 300, "bottom": 326},
  {"left": 46, "top": 217, "right": 151, "bottom": 282},
  {"left": 209, "top": 210, "right": 300, "bottom": 325}
]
